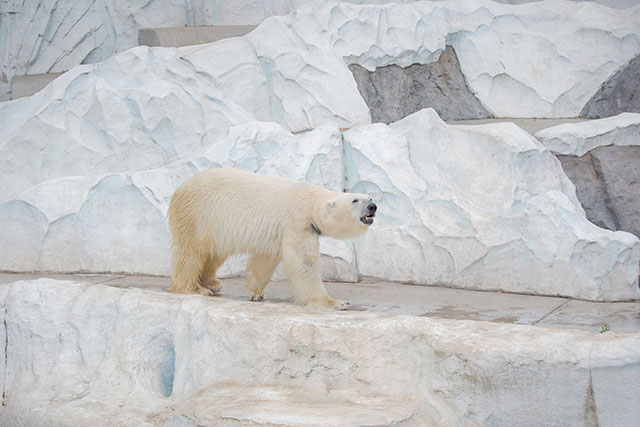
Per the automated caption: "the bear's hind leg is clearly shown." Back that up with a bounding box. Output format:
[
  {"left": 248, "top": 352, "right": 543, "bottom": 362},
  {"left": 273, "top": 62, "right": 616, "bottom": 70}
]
[
  {"left": 245, "top": 253, "right": 279, "bottom": 302},
  {"left": 199, "top": 255, "right": 226, "bottom": 294},
  {"left": 171, "top": 245, "right": 215, "bottom": 296}
]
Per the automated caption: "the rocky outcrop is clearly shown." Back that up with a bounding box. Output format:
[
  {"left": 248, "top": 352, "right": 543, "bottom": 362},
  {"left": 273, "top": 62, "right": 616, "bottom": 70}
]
[
  {"left": 536, "top": 113, "right": 640, "bottom": 240},
  {"left": 4, "top": 1, "right": 640, "bottom": 112},
  {"left": 581, "top": 54, "right": 640, "bottom": 118},
  {"left": 2, "top": 279, "right": 639, "bottom": 426},
  {"left": 2, "top": 104, "right": 639, "bottom": 300},
  {"left": 1, "top": 2, "right": 639, "bottom": 300},
  {"left": 0, "top": 1, "right": 294, "bottom": 101},
  {"left": 557, "top": 146, "right": 640, "bottom": 238},
  {"left": 349, "top": 46, "right": 492, "bottom": 123},
  {"left": 347, "top": 109, "right": 639, "bottom": 301}
]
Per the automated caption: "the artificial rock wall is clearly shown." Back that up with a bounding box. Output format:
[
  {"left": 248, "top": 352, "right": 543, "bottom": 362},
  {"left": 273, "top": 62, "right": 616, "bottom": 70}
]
[
  {"left": 1, "top": 1, "right": 639, "bottom": 301},
  {"left": 1, "top": 279, "right": 639, "bottom": 426},
  {"left": 536, "top": 113, "right": 640, "bottom": 240}
]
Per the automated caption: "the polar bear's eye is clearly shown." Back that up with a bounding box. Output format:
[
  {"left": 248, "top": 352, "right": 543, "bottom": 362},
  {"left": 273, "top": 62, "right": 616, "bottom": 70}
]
[{"left": 352, "top": 199, "right": 358, "bottom": 204}]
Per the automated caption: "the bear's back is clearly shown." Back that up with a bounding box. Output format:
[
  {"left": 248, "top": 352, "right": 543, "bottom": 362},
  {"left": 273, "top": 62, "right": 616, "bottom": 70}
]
[{"left": 172, "top": 168, "right": 318, "bottom": 257}]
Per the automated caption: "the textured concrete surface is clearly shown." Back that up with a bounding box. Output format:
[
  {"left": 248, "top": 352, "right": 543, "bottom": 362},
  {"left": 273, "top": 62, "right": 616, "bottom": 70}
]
[
  {"left": 558, "top": 145, "right": 640, "bottom": 239},
  {"left": 535, "top": 114, "right": 640, "bottom": 240},
  {"left": 6, "top": 79, "right": 637, "bottom": 300},
  {"left": 557, "top": 152, "right": 618, "bottom": 231},
  {"left": 534, "top": 112, "right": 640, "bottom": 157},
  {"left": 581, "top": 54, "right": 640, "bottom": 118},
  {"left": 3, "top": 278, "right": 640, "bottom": 426},
  {"left": 2, "top": 272, "right": 638, "bottom": 333},
  {"left": 9, "top": 24, "right": 257, "bottom": 100},
  {"left": 350, "top": 46, "right": 492, "bottom": 123},
  {"left": 446, "top": 117, "right": 589, "bottom": 134},
  {"left": 139, "top": 25, "right": 256, "bottom": 48}
]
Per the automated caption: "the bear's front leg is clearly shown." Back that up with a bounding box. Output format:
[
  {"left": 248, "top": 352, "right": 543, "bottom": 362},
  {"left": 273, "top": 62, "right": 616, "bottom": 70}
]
[
  {"left": 245, "top": 253, "right": 279, "bottom": 302},
  {"left": 281, "top": 234, "right": 350, "bottom": 310}
]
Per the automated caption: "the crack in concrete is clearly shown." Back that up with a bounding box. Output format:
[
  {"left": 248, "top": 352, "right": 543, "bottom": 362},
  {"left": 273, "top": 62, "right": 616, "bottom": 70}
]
[
  {"left": 589, "top": 152, "right": 621, "bottom": 230},
  {"left": 1, "top": 287, "right": 8, "bottom": 407},
  {"left": 585, "top": 370, "right": 601, "bottom": 427},
  {"left": 531, "top": 299, "right": 570, "bottom": 326},
  {"left": 589, "top": 153, "right": 620, "bottom": 230},
  {"left": 339, "top": 128, "right": 361, "bottom": 280},
  {"left": 93, "top": 274, "right": 127, "bottom": 285}
]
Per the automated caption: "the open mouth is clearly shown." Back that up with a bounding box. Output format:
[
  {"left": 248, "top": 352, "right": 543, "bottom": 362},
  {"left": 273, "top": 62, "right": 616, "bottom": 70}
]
[{"left": 360, "top": 215, "right": 375, "bottom": 225}]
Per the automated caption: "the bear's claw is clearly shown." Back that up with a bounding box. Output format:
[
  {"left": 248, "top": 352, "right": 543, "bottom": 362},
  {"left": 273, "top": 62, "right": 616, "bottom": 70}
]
[
  {"left": 200, "top": 279, "right": 222, "bottom": 294},
  {"left": 195, "top": 286, "right": 216, "bottom": 297},
  {"left": 333, "top": 300, "right": 351, "bottom": 310},
  {"left": 250, "top": 294, "right": 265, "bottom": 302}
]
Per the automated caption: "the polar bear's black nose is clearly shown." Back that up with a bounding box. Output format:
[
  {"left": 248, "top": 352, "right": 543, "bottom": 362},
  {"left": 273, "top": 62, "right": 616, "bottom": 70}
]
[{"left": 367, "top": 202, "right": 377, "bottom": 214}]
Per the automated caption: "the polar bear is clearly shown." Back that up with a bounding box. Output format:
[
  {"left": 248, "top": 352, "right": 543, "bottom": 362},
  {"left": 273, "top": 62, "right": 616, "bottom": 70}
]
[{"left": 167, "top": 168, "right": 377, "bottom": 310}]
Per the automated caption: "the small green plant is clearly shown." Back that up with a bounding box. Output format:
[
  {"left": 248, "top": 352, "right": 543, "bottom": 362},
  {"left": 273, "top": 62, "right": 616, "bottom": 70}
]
[{"left": 599, "top": 323, "right": 611, "bottom": 334}]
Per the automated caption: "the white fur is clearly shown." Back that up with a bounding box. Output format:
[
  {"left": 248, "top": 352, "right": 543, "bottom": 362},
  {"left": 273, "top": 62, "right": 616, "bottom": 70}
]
[{"left": 168, "top": 168, "right": 374, "bottom": 309}]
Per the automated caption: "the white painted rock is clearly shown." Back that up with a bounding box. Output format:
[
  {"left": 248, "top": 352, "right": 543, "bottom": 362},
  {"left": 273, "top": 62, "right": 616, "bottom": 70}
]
[
  {"left": 4, "top": 0, "right": 639, "bottom": 110},
  {"left": 1, "top": 1, "right": 639, "bottom": 301},
  {"left": 1, "top": 279, "right": 639, "bottom": 426},
  {"left": 174, "top": 0, "right": 640, "bottom": 124},
  {"left": 3, "top": 108, "right": 637, "bottom": 300},
  {"left": 0, "top": 0, "right": 249, "bottom": 101},
  {"left": 179, "top": 31, "right": 370, "bottom": 132},
  {"left": 535, "top": 112, "right": 640, "bottom": 156},
  {"left": 281, "top": 0, "right": 640, "bottom": 118},
  {"left": 0, "top": 121, "right": 357, "bottom": 281},
  {"left": 536, "top": 113, "right": 640, "bottom": 243},
  {"left": 345, "top": 109, "right": 639, "bottom": 301},
  {"left": 0, "top": 47, "right": 254, "bottom": 201}
]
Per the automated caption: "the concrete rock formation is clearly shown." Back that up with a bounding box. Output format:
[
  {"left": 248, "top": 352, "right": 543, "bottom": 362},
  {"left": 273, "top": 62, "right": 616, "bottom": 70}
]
[
  {"left": 535, "top": 113, "right": 640, "bottom": 157},
  {"left": 581, "top": 54, "right": 640, "bottom": 118},
  {"left": 0, "top": 47, "right": 252, "bottom": 201},
  {"left": 536, "top": 113, "right": 640, "bottom": 240},
  {"left": 349, "top": 46, "right": 493, "bottom": 123},
  {"left": 346, "top": 109, "right": 639, "bottom": 301},
  {"left": 3, "top": 2, "right": 640, "bottom": 426},
  {"left": 2, "top": 107, "right": 638, "bottom": 301},
  {"left": 1, "top": 1, "right": 640, "bottom": 301},
  {"left": 1, "top": 0, "right": 190, "bottom": 101},
  {"left": 285, "top": 0, "right": 640, "bottom": 118},
  {"left": 557, "top": 147, "right": 640, "bottom": 238},
  {"left": 0, "top": 0, "right": 294, "bottom": 101},
  {"left": 3, "top": 1, "right": 639, "bottom": 111},
  {"left": 1, "top": 279, "right": 639, "bottom": 426}
]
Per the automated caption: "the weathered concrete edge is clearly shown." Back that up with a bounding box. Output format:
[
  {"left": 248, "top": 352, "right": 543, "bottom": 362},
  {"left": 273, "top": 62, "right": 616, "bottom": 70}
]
[
  {"left": 1, "top": 279, "right": 639, "bottom": 426},
  {"left": 139, "top": 26, "right": 256, "bottom": 48},
  {"left": 535, "top": 112, "right": 640, "bottom": 157},
  {"left": 10, "top": 73, "right": 64, "bottom": 100}
]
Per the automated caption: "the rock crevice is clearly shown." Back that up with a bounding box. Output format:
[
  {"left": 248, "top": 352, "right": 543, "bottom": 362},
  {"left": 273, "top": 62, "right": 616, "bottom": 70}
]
[{"left": 349, "top": 46, "right": 493, "bottom": 123}]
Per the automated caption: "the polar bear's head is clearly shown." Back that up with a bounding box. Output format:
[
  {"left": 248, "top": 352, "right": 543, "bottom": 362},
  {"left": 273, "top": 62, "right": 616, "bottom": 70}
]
[{"left": 315, "top": 193, "right": 377, "bottom": 239}]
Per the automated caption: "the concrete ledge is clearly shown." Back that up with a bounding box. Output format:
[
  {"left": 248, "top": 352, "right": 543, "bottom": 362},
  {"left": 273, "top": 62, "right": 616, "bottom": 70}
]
[
  {"left": 139, "top": 26, "right": 256, "bottom": 48},
  {"left": 11, "top": 73, "right": 63, "bottom": 100},
  {"left": 1, "top": 279, "right": 639, "bottom": 426},
  {"left": 446, "top": 117, "right": 589, "bottom": 134}
]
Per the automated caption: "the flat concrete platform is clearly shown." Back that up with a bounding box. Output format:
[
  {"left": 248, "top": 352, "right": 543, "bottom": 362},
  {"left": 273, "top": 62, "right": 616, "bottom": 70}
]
[{"left": 2, "top": 272, "right": 638, "bottom": 334}]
